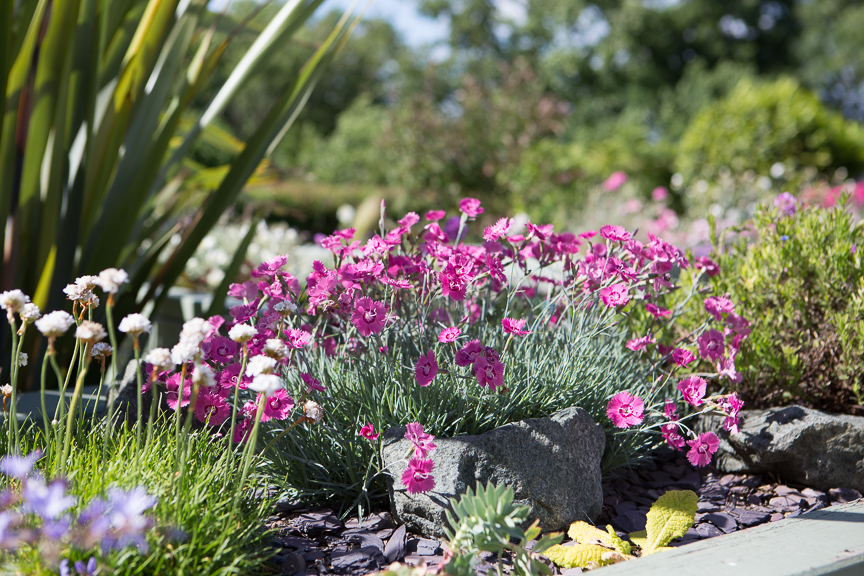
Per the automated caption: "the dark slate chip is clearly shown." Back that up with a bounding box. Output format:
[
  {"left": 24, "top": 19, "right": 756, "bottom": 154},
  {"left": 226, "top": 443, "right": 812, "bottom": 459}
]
[
  {"left": 672, "top": 470, "right": 702, "bottom": 491},
  {"left": 804, "top": 501, "right": 828, "bottom": 514},
  {"left": 746, "top": 494, "right": 763, "bottom": 506},
  {"left": 344, "top": 531, "right": 386, "bottom": 555},
  {"left": 829, "top": 488, "right": 862, "bottom": 503},
  {"left": 768, "top": 495, "right": 805, "bottom": 510},
  {"left": 409, "top": 538, "right": 442, "bottom": 556},
  {"left": 695, "top": 524, "right": 723, "bottom": 539},
  {"left": 611, "top": 509, "right": 647, "bottom": 534},
  {"left": 303, "top": 550, "right": 326, "bottom": 562},
  {"left": 670, "top": 528, "right": 701, "bottom": 547},
  {"left": 282, "top": 537, "right": 318, "bottom": 550},
  {"left": 344, "top": 514, "right": 389, "bottom": 532},
  {"left": 281, "top": 552, "right": 306, "bottom": 576},
  {"left": 697, "top": 501, "right": 722, "bottom": 513},
  {"left": 330, "top": 550, "right": 379, "bottom": 573},
  {"left": 719, "top": 474, "right": 742, "bottom": 486},
  {"left": 702, "top": 512, "right": 737, "bottom": 534},
  {"left": 298, "top": 511, "right": 342, "bottom": 535},
  {"left": 736, "top": 509, "right": 771, "bottom": 527},
  {"left": 774, "top": 485, "right": 803, "bottom": 496},
  {"left": 769, "top": 513, "right": 784, "bottom": 522},
  {"left": 376, "top": 528, "right": 395, "bottom": 540},
  {"left": 740, "top": 475, "right": 762, "bottom": 488},
  {"left": 700, "top": 487, "right": 728, "bottom": 500},
  {"left": 384, "top": 525, "right": 407, "bottom": 563},
  {"left": 801, "top": 488, "right": 826, "bottom": 499}
]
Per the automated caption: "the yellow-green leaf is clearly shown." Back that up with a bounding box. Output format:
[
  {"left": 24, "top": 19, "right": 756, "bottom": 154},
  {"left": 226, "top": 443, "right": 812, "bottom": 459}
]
[
  {"left": 543, "top": 544, "right": 615, "bottom": 569},
  {"left": 605, "top": 525, "right": 632, "bottom": 556},
  {"left": 642, "top": 490, "right": 698, "bottom": 555},
  {"left": 565, "top": 521, "right": 631, "bottom": 555}
]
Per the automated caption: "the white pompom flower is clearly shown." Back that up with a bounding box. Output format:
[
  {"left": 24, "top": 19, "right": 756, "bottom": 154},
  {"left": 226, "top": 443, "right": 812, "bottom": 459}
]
[
  {"left": 249, "top": 374, "right": 282, "bottom": 397},
  {"left": 0, "top": 290, "right": 29, "bottom": 321},
  {"left": 19, "top": 303, "right": 41, "bottom": 323},
  {"left": 95, "top": 268, "right": 129, "bottom": 294},
  {"left": 118, "top": 313, "right": 152, "bottom": 335},
  {"left": 303, "top": 400, "right": 324, "bottom": 423},
  {"left": 192, "top": 364, "right": 216, "bottom": 388},
  {"left": 263, "top": 338, "right": 289, "bottom": 360},
  {"left": 144, "top": 348, "right": 174, "bottom": 372},
  {"left": 75, "top": 321, "right": 107, "bottom": 343},
  {"left": 228, "top": 324, "right": 257, "bottom": 343},
  {"left": 246, "top": 355, "right": 277, "bottom": 377},
  {"left": 35, "top": 311, "right": 75, "bottom": 337}
]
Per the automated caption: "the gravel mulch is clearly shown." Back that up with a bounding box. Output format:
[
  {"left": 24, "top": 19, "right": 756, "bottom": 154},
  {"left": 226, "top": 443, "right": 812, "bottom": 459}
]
[{"left": 261, "top": 450, "right": 862, "bottom": 576}]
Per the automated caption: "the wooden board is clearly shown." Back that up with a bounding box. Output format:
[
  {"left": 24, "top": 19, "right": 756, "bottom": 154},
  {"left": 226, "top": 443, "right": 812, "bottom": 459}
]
[{"left": 599, "top": 499, "right": 864, "bottom": 576}]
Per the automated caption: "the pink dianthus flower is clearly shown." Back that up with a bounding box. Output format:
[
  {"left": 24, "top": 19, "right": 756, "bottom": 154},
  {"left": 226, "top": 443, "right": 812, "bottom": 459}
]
[
  {"left": 301, "top": 372, "right": 326, "bottom": 393},
  {"left": 671, "top": 348, "right": 696, "bottom": 367},
  {"left": 677, "top": 376, "right": 707, "bottom": 407},
  {"left": 626, "top": 334, "right": 655, "bottom": 351},
  {"left": 359, "top": 423, "right": 380, "bottom": 442},
  {"left": 501, "top": 318, "right": 531, "bottom": 337},
  {"left": 425, "top": 210, "right": 446, "bottom": 222},
  {"left": 458, "top": 198, "right": 484, "bottom": 217},
  {"left": 166, "top": 373, "right": 192, "bottom": 410},
  {"left": 260, "top": 389, "right": 294, "bottom": 422},
  {"left": 484, "top": 218, "right": 512, "bottom": 242},
  {"left": 404, "top": 423, "right": 436, "bottom": 458},
  {"left": 695, "top": 257, "right": 720, "bottom": 277},
  {"left": 455, "top": 340, "right": 483, "bottom": 367},
  {"left": 606, "top": 391, "right": 644, "bottom": 428},
  {"left": 599, "top": 283, "right": 630, "bottom": 308},
  {"left": 401, "top": 458, "right": 435, "bottom": 494},
  {"left": 415, "top": 351, "right": 439, "bottom": 387},
  {"left": 662, "top": 422, "right": 686, "bottom": 450},
  {"left": 600, "top": 225, "right": 632, "bottom": 242},
  {"left": 474, "top": 355, "right": 505, "bottom": 391},
  {"left": 698, "top": 329, "right": 725, "bottom": 362},
  {"left": 645, "top": 303, "right": 672, "bottom": 318},
  {"left": 686, "top": 432, "right": 720, "bottom": 467},
  {"left": 603, "top": 171, "right": 628, "bottom": 191},
  {"left": 351, "top": 297, "right": 387, "bottom": 337},
  {"left": 704, "top": 296, "right": 735, "bottom": 322},
  {"left": 194, "top": 391, "right": 231, "bottom": 426},
  {"left": 439, "top": 327, "right": 461, "bottom": 343}
]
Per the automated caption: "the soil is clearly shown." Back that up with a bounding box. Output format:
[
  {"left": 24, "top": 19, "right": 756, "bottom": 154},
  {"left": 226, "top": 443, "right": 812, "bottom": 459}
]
[{"left": 260, "top": 448, "right": 862, "bottom": 576}]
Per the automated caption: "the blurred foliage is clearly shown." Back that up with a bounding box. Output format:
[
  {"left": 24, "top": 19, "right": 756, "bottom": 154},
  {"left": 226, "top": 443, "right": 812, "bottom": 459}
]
[
  {"left": 676, "top": 77, "right": 864, "bottom": 184},
  {"left": 697, "top": 199, "right": 864, "bottom": 412}
]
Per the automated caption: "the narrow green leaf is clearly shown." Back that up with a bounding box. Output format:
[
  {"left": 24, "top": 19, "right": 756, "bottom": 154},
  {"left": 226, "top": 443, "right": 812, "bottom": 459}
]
[{"left": 206, "top": 216, "right": 260, "bottom": 317}]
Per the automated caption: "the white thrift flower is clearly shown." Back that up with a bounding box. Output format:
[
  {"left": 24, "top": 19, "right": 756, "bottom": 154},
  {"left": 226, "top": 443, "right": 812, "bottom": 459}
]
[
  {"left": 303, "top": 400, "right": 324, "bottom": 423},
  {"left": 228, "top": 324, "right": 257, "bottom": 343},
  {"left": 0, "top": 290, "right": 29, "bottom": 315},
  {"left": 249, "top": 374, "right": 282, "bottom": 397},
  {"left": 273, "top": 300, "right": 297, "bottom": 315},
  {"left": 192, "top": 364, "right": 216, "bottom": 388},
  {"left": 118, "top": 313, "right": 152, "bottom": 335},
  {"left": 0, "top": 385, "right": 12, "bottom": 397},
  {"left": 171, "top": 341, "right": 199, "bottom": 365},
  {"left": 35, "top": 311, "right": 75, "bottom": 337},
  {"left": 90, "top": 343, "right": 113, "bottom": 359},
  {"left": 178, "top": 317, "right": 211, "bottom": 347},
  {"left": 95, "top": 268, "right": 128, "bottom": 294},
  {"left": 74, "top": 275, "right": 99, "bottom": 290},
  {"left": 63, "top": 284, "right": 93, "bottom": 302},
  {"left": 17, "top": 353, "right": 28, "bottom": 367},
  {"left": 144, "top": 348, "right": 174, "bottom": 372},
  {"left": 19, "top": 303, "right": 41, "bottom": 323},
  {"left": 75, "top": 321, "right": 107, "bottom": 343},
  {"left": 246, "top": 355, "right": 277, "bottom": 377},
  {"left": 263, "top": 338, "right": 289, "bottom": 360}
]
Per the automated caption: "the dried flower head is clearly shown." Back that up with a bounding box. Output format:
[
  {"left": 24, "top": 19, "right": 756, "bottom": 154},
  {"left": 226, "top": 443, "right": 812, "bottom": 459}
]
[
  {"left": 0, "top": 384, "right": 12, "bottom": 398},
  {"left": 90, "top": 343, "right": 113, "bottom": 359},
  {"left": 228, "top": 323, "right": 257, "bottom": 343},
  {"left": 17, "top": 353, "right": 28, "bottom": 367},
  {"left": 75, "top": 321, "right": 107, "bottom": 343},
  {"left": 95, "top": 268, "right": 129, "bottom": 294},
  {"left": 35, "top": 311, "right": 75, "bottom": 338},
  {"left": 118, "top": 313, "right": 152, "bottom": 335},
  {"left": 303, "top": 400, "right": 324, "bottom": 423},
  {"left": 273, "top": 300, "right": 297, "bottom": 315}
]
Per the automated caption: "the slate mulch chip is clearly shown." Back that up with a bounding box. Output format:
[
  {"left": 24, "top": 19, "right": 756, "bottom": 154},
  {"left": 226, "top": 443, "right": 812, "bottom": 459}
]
[{"left": 262, "top": 450, "right": 862, "bottom": 575}]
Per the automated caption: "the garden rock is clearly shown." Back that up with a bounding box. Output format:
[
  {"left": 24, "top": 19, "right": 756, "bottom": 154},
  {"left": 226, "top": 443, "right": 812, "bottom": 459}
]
[
  {"left": 697, "top": 406, "right": 864, "bottom": 494},
  {"left": 381, "top": 407, "right": 605, "bottom": 538}
]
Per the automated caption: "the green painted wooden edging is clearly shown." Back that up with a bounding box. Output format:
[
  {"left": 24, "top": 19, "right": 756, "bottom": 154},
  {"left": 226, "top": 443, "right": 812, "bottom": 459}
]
[{"left": 600, "top": 499, "right": 864, "bottom": 575}]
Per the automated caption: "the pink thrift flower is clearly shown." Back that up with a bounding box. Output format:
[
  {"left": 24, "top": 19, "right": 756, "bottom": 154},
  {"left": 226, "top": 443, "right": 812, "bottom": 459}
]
[
  {"left": 695, "top": 256, "right": 720, "bottom": 277},
  {"left": 359, "top": 423, "right": 380, "bottom": 441},
  {"left": 677, "top": 376, "right": 707, "bottom": 407},
  {"left": 501, "top": 318, "right": 531, "bottom": 336},
  {"left": 606, "top": 391, "right": 644, "bottom": 428},
  {"left": 425, "top": 210, "right": 446, "bottom": 222},
  {"left": 473, "top": 356, "right": 505, "bottom": 392},
  {"left": 599, "top": 283, "right": 630, "bottom": 307},
  {"left": 401, "top": 458, "right": 435, "bottom": 494},
  {"left": 626, "top": 334, "right": 656, "bottom": 351},
  {"left": 662, "top": 423, "right": 686, "bottom": 450},
  {"left": 194, "top": 391, "right": 231, "bottom": 426},
  {"left": 671, "top": 348, "right": 696, "bottom": 367},
  {"left": 439, "top": 327, "right": 461, "bottom": 343},
  {"left": 301, "top": 372, "right": 326, "bottom": 393},
  {"left": 483, "top": 218, "right": 513, "bottom": 242},
  {"left": 404, "top": 423, "right": 436, "bottom": 458},
  {"left": 704, "top": 296, "right": 735, "bottom": 322},
  {"left": 686, "top": 432, "right": 720, "bottom": 467},
  {"left": 698, "top": 329, "right": 725, "bottom": 362},
  {"left": 603, "top": 171, "right": 628, "bottom": 191},
  {"left": 600, "top": 225, "right": 632, "bottom": 242},
  {"left": 455, "top": 340, "right": 483, "bottom": 367},
  {"left": 415, "top": 351, "right": 439, "bottom": 387},
  {"left": 260, "top": 389, "right": 295, "bottom": 422},
  {"left": 458, "top": 198, "right": 484, "bottom": 217},
  {"left": 645, "top": 303, "right": 672, "bottom": 318},
  {"left": 351, "top": 297, "right": 387, "bottom": 337}
]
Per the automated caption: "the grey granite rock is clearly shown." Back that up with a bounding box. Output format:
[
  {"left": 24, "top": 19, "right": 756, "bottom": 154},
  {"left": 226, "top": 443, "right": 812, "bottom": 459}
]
[
  {"left": 381, "top": 406, "right": 605, "bottom": 538},
  {"left": 697, "top": 406, "right": 864, "bottom": 494}
]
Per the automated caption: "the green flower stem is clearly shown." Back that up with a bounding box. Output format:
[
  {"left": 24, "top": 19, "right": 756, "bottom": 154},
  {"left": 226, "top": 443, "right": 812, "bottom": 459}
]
[
  {"left": 174, "top": 363, "right": 187, "bottom": 445},
  {"left": 146, "top": 370, "right": 159, "bottom": 447},
  {"left": 61, "top": 345, "right": 92, "bottom": 475},
  {"left": 227, "top": 346, "right": 249, "bottom": 459},
  {"left": 53, "top": 338, "right": 80, "bottom": 424},
  {"left": 133, "top": 338, "right": 143, "bottom": 452},
  {"left": 91, "top": 362, "right": 106, "bottom": 431},
  {"left": 233, "top": 393, "right": 266, "bottom": 515},
  {"left": 105, "top": 298, "right": 119, "bottom": 380},
  {"left": 7, "top": 323, "right": 19, "bottom": 452},
  {"left": 40, "top": 350, "right": 52, "bottom": 447}
]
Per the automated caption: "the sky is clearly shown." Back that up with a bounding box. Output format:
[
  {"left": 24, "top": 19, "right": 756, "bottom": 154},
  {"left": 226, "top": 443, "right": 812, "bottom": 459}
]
[{"left": 319, "top": 0, "right": 450, "bottom": 47}]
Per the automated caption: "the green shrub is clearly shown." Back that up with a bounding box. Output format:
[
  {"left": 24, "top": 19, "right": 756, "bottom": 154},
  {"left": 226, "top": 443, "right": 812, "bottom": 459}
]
[
  {"left": 698, "top": 196, "right": 864, "bottom": 411},
  {"left": 676, "top": 77, "right": 864, "bottom": 185}
]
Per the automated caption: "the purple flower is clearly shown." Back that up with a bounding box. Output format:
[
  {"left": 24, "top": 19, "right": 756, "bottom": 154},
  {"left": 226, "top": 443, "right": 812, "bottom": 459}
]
[
  {"left": 103, "top": 487, "right": 157, "bottom": 551},
  {"left": 773, "top": 192, "right": 798, "bottom": 216},
  {"left": 22, "top": 477, "right": 75, "bottom": 520},
  {"left": 0, "top": 450, "right": 42, "bottom": 479}
]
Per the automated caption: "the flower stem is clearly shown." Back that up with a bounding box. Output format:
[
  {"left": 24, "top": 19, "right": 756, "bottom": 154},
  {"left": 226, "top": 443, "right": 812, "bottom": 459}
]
[
  {"left": 233, "top": 394, "right": 266, "bottom": 515},
  {"left": 40, "top": 351, "right": 52, "bottom": 447},
  {"left": 61, "top": 346, "right": 92, "bottom": 475},
  {"left": 227, "top": 346, "right": 249, "bottom": 459},
  {"left": 133, "top": 337, "right": 143, "bottom": 452},
  {"left": 105, "top": 300, "right": 119, "bottom": 380},
  {"left": 7, "top": 323, "right": 19, "bottom": 453},
  {"left": 147, "top": 370, "right": 158, "bottom": 447}
]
